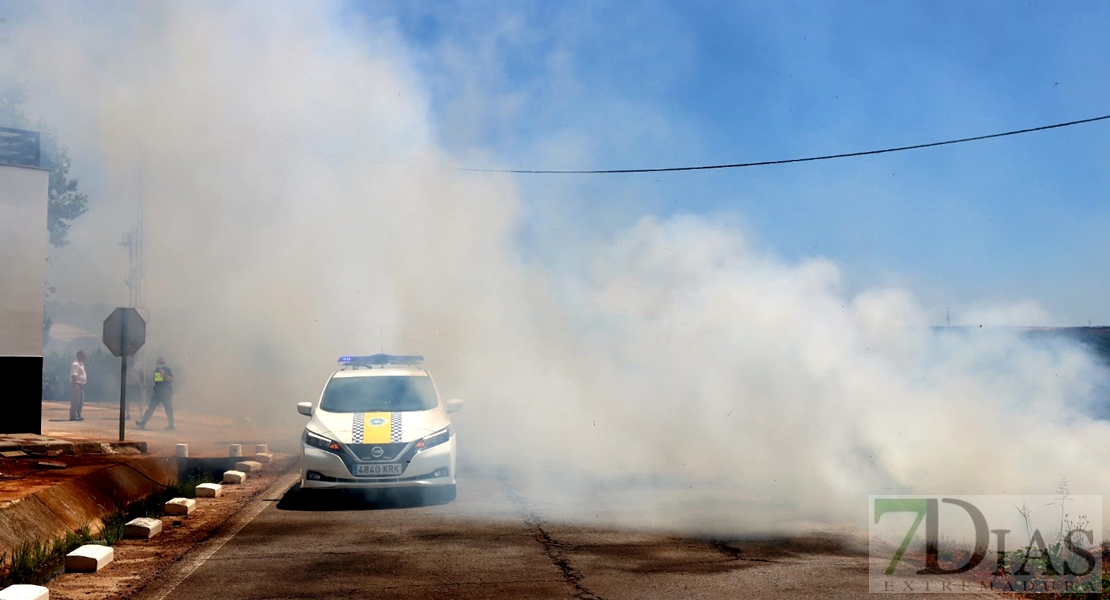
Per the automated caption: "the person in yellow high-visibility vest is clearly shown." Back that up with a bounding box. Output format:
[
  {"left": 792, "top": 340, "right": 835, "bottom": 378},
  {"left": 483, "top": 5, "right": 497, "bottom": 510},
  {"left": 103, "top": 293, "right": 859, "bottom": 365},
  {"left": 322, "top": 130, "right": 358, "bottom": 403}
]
[{"left": 136, "top": 357, "right": 174, "bottom": 430}]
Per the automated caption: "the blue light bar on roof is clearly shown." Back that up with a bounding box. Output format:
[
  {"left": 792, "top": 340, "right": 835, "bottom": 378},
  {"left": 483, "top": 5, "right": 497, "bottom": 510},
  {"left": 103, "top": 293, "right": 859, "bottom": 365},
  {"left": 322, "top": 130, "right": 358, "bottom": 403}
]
[{"left": 338, "top": 353, "right": 425, "bottom": 367}]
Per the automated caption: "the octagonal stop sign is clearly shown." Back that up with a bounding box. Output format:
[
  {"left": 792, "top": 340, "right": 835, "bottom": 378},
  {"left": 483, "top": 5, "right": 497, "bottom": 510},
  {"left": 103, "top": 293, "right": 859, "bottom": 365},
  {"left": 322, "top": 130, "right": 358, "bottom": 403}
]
[{"left": 103, "top": 307, "right": 146, "bottom": 357}]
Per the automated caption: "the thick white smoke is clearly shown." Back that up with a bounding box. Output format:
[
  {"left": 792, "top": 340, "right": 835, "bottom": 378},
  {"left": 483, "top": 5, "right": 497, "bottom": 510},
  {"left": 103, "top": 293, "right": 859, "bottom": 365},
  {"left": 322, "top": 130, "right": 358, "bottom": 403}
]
[{"left": 2, "top": 1, "right": 1107, "bottom": 535}]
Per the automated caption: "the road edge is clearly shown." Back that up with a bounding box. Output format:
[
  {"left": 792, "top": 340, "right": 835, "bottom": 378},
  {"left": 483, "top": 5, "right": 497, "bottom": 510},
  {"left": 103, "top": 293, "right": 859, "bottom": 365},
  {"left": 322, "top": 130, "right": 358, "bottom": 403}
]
[{"left": 131, "top": 469, "right": 300, "bottom": 600}]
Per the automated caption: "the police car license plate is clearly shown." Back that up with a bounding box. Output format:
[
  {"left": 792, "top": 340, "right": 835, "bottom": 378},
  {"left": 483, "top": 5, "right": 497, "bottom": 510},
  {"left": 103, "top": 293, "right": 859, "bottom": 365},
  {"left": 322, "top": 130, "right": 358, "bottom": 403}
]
[{"left": 356, "top": 464, "right": 402, "bottom": 476}]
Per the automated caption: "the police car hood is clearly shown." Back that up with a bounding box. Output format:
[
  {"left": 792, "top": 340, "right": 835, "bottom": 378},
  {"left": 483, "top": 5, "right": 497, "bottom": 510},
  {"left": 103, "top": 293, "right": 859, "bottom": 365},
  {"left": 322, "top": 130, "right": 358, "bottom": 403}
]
[{"left": 309, "top": 407, "right": 448, "bottom": 444}]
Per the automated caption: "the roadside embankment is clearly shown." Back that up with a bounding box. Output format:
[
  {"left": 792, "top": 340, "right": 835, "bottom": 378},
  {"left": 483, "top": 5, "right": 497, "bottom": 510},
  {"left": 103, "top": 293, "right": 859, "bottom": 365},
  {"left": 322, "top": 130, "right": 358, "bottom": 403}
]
[{"left": 0, "top": 456, "right": 177, "bottom": 558}]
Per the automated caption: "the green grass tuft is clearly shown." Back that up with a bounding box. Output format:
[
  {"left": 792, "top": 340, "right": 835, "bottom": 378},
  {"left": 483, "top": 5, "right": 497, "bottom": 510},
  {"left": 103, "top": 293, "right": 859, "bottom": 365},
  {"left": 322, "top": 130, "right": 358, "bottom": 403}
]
[{"left": 0, "top": 470, "right": 219, "bottom": 586}]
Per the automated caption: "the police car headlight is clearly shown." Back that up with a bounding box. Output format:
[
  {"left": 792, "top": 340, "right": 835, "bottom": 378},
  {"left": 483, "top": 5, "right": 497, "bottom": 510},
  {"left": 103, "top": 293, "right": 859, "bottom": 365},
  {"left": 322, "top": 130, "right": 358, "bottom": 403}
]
[
  {"left": 415, "top": 426, "right": 452, "bottom": 452},
  {"left": 303, "top": 429, "right": 342, "bottom": 453}
]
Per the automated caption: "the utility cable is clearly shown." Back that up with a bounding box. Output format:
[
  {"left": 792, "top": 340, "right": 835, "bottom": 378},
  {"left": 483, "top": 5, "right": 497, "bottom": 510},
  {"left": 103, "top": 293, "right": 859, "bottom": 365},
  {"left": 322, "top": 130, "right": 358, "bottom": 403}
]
[{"left": 456, "top": 113, "right": 1110, "bottom": 175}]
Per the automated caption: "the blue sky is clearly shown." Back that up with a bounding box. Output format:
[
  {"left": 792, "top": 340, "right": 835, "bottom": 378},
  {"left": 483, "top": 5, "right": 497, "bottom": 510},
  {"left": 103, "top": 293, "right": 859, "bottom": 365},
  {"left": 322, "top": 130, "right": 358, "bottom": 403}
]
[{"left": 346, "top": 0, "right": 1110, "bottom": 325}]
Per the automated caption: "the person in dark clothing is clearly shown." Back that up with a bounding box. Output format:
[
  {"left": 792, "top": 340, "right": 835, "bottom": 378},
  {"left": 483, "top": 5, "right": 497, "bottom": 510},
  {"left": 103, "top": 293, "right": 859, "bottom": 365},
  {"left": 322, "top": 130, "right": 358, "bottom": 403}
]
[{"left": 137, "top": 357, "right": 174, "bottom": 430}]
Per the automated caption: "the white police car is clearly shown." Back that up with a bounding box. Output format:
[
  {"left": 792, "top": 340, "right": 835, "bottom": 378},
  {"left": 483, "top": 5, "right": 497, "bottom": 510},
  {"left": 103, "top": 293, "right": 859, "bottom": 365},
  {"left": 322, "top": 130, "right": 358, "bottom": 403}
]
[{"left": 296, "top": 354, "right": 462, "bottom": 502}]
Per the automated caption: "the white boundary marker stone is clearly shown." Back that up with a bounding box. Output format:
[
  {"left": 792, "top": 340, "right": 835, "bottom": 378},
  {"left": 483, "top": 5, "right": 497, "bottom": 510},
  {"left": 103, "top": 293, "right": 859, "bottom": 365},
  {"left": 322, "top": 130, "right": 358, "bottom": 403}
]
[
  {"left": 175, "top": 443, "right": 188, "bottom": 457},
  {"left": 196, "top": 483, "right": 223, "bottom": 497},
  {"left": 164, "top": 497, "right": 196, "bottom": 516},
  {"left": 123, "top": 517, "right": 163, "bottom": 539},
  {"left": 229, "top": 444, "right": 242, "bottom": 457},
  {"left": 253, "top": 453, "right": 273, "bottom": 464},
  {"left": 0, "top": 584, "right": 49, "bottom": 600},
  {"left": 254, "top": 444, "right": 269, "bottom": 454},
  {"left": 223, "top": 470, "right": 247, "bottom": 484},
  {"left": 235, "top": 460, "right": 263, "bottom": 473},
  {"left": 66, "top": 544, "right": 114, "bottom": 572}
]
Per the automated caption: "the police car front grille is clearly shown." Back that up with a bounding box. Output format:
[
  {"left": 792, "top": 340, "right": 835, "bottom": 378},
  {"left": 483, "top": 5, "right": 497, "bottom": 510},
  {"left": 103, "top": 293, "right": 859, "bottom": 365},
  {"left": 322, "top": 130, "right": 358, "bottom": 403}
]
[
  {"left": 306, "top": 469, "right": 440, "bottom": 484},
  {"left": 348, "top": 443, "right": 409, "bottom": 461}
]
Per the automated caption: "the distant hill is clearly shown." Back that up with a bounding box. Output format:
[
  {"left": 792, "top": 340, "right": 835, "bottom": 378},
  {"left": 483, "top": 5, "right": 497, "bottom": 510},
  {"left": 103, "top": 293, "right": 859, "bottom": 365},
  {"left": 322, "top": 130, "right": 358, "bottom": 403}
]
[
  {"left": 934, "top": 326, "right": 1110, "bottom": 365},
  {"left": 1024, "top": 327, "right": 1110, "bottom": 364}
]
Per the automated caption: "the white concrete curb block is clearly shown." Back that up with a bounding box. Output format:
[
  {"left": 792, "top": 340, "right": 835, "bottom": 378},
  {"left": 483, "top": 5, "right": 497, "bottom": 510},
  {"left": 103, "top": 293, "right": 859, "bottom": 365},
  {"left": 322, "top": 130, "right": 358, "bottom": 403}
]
[
  {"left": 254, "top": 444, "right": 269, "bottom": 454},
  {"left": 223, "top": 470, "right": 247, "bottom": 484},
  {"left": 235, "top": 460, "right": 263, "bottom": 473},
  {"left": 164, "top": 497, "right": 197, "bottom": 516},
  {"left": 253, "top": 453, "right": 274, "bottom": 464},
  {"left": 196, "top": 483, "right": 223, "bottom": 497},
  {"left": 123, "top": 517, "right": 163, "bottom": 539},
  {"left": 0, "top": 584, "right": 49, "bottom": 600},
  {"left": 65, "top": 544, "right": 114, "bottom": 572},
  {"left": 175, "top": 443, "right": 189, "bottom": 457},
  {"left": 228, "top": 444, "right": 242, "bottom": 457}
]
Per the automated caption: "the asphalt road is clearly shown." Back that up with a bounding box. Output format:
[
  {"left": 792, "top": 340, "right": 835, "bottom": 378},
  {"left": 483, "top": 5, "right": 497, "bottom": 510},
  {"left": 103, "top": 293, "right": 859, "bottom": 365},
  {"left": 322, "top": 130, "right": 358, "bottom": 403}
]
[{"left": 134, "top": 470, "right": 996, "bottom": 600}]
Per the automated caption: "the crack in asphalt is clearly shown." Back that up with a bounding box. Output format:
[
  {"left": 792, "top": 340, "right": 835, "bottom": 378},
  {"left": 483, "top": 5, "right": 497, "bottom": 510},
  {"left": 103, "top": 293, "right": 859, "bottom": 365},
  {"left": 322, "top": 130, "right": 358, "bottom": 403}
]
[
  {"left": 497, "top": 473, "right": 607, "bottom": 600},
  {"left": 709, "top": 539, "right": 778, "bottom": 563}
]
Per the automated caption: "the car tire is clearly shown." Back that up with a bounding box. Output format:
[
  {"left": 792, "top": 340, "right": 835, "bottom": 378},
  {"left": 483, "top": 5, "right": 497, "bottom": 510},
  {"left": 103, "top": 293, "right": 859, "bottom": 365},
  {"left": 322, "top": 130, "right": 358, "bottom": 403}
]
[
  {"left": 441, "top": 484, "right": 457, "bottom": 503},
  {"left": 423, "top": 485, "right": 456, "bottom": 505},
  {"left": 289, "top": 483, "right": 319, "bottom": 509}
]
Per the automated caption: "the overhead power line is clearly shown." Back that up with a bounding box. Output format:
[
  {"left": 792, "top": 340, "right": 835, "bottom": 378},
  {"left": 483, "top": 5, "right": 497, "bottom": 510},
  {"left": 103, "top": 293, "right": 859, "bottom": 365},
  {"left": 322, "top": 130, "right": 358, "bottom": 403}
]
[{"left": 457, "top": 112, "right": 1110, "bottom": 175}]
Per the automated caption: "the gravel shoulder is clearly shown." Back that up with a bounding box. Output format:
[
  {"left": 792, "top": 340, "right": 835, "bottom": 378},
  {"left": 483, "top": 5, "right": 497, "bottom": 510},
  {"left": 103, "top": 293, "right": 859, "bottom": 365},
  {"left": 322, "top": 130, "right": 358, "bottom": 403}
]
[{"left": 45, "top": 454, "right": 295, "bottom": 600}]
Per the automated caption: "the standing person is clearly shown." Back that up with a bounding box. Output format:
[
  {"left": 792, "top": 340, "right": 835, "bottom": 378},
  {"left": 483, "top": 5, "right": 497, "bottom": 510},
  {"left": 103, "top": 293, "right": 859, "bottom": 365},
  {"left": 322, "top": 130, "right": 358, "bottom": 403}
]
[
  {"left": 69, "top": 350, "right": 87, "bottom": 421},
  {"left": 136, "top": 357, "right": 174, "bottom": 431}
]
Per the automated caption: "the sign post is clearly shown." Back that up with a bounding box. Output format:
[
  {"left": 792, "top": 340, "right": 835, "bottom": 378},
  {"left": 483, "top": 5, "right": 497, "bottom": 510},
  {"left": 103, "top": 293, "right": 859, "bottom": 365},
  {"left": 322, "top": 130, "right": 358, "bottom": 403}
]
[{"left": 103, "top": 308, "right": 146, "bottom": 441}]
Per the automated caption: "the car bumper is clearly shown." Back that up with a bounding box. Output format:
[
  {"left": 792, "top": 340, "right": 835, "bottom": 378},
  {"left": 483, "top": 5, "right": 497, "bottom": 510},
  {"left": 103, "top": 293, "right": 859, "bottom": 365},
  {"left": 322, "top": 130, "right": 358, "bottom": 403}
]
[{"left": 299, "top": 437, "right": 456, "bottom": 490}]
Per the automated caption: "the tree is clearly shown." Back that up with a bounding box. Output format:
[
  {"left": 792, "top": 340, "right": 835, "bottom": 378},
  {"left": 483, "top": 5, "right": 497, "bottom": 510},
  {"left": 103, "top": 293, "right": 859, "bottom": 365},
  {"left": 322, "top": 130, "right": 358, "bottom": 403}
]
[
  {"left": 0, "top": 86, "right": 88, "bottom": 247},
  {"left": 43, "top": 146, "right": 89, "bottom": 247}
]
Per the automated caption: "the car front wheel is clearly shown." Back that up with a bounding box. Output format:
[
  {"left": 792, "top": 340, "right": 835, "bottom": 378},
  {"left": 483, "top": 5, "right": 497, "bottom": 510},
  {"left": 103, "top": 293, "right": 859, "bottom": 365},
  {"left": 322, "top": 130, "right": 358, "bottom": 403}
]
[{"left": 423, "top": 484, "right": 456, "bottom": 504}]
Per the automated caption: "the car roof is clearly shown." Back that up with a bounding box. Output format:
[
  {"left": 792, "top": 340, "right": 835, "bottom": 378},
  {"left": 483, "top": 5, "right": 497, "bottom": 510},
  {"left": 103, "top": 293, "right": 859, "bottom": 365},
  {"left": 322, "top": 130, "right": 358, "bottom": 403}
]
[{"left": 330, "top": 367, "right": 430, "bottom": 379}]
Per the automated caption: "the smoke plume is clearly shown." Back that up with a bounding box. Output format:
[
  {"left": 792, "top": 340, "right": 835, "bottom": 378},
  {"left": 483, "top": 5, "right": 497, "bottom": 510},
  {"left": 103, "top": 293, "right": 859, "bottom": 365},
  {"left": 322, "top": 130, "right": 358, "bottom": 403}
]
[{"left": 2, "top": 1, "right": 1107, "bottom": 535}]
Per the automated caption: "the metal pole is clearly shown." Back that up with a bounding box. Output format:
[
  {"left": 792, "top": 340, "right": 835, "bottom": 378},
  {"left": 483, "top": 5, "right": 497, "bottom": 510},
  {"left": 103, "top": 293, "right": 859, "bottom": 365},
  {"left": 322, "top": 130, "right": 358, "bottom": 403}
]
[{"left": 119, "top": 319, "right": 127, "bottom": 442}]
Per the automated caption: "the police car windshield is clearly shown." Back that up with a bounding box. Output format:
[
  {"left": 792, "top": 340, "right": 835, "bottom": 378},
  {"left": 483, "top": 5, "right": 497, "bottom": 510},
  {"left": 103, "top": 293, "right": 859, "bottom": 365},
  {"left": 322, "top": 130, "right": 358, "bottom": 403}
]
[{"left": 321, "top": 375, "right": 438, "bottom": 412}]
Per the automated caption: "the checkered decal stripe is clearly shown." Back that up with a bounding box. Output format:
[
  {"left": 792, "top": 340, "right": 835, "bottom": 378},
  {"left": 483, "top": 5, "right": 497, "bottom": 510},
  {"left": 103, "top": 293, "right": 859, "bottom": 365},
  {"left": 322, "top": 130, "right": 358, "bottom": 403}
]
[
  {"left": 390, "top": 412, "right": 402, "bottom": 443},
  {"left": 352, "top": 413, "right": 364, "bottom": 444}
]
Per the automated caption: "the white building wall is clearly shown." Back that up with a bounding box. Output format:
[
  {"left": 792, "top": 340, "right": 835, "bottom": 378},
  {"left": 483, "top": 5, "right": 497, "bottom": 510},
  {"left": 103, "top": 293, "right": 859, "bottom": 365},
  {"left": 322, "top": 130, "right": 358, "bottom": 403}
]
[{"left": 0, "top": 163, "right": 49, "bottom": 355}]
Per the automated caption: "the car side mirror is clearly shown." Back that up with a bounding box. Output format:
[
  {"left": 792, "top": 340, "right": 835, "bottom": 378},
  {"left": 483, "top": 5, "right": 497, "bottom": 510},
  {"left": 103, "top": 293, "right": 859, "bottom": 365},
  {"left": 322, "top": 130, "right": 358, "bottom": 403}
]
[
  {"left": 446, "top": 398, "right": 464, "bottom": 414},
  {"left": 297, "top": 402, "right": 314, "bottom": 417}
]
